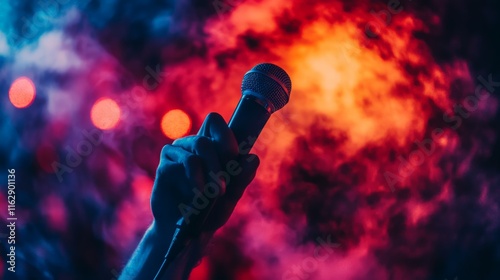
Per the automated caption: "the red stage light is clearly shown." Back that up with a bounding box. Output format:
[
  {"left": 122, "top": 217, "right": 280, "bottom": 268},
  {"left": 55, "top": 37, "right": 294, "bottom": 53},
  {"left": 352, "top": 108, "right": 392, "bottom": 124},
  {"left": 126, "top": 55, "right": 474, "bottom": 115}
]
[
  {"left": 161, "top": 109, "right": 192, "bottom": 139},
  {"left": 9, "top": 77, "right": 36, "bottom": 108},
  {"left": 91, "top": 98, "right": 121, "bottom": 130}
]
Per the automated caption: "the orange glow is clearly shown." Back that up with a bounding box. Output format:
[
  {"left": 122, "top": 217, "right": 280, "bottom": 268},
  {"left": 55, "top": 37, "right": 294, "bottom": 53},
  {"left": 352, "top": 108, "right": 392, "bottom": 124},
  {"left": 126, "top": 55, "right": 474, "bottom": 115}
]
[
  {"left": 161, "top": 109, "right": 192, "bottom": 139},
  {"left": 186, "top": 2, "right": 471, "bottom": 279},
  {"left": 9, "top": 77, "right": 36, "bottom": 108},
  {"left": 90, "top": 98, "right": 121, "bottom": 130}
]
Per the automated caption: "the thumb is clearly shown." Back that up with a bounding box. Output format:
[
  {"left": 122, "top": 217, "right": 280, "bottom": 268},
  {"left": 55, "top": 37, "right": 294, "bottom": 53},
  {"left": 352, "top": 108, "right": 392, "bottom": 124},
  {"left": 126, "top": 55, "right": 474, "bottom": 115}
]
[{"left": 198, "top": 113, "right": 238, "bottom": 160}]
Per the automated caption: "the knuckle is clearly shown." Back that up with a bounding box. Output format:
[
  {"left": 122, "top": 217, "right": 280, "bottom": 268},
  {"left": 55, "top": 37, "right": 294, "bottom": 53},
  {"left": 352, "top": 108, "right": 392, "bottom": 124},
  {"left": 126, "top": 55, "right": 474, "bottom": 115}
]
[
  {"left": 156, "top": 161, "right": 179, "bottom": 177},
  {"left": 194, "top": 136, "right": 213, "bottom": 152},
  {"left": 185, "top": 154, "right": 203, "bottom": 166},
  {"left": 172, "top": 137, "right": 185, "bottom": 146},
  {"left": 206, "top": 112, "right": 218, "bottom": 121},
  {"left": 160, "top": 144, "right": 171, "bottom": 156}
]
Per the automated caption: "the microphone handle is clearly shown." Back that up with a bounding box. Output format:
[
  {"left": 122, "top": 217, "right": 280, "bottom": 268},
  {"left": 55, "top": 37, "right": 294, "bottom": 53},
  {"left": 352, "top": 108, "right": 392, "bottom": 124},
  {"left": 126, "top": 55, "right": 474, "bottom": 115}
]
[{"left": 228, "top": 95, "right": 271, "bottom": 154}]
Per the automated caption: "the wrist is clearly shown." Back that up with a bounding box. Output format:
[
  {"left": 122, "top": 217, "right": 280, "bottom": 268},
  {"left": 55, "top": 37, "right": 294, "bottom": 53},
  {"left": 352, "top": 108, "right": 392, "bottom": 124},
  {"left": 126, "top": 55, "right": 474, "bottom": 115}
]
[{"left": 146, "top": 220, "right": 215, "bottom": 279}]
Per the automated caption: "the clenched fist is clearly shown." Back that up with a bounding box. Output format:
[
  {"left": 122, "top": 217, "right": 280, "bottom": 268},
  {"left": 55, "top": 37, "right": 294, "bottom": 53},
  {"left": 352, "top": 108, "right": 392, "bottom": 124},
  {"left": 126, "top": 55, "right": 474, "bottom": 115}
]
[
  {"left": 120, "top": 112, "right": 260, "bottom": 280},
  {"left": 152, "top": 112, "right": 260, "bottom": 233}
]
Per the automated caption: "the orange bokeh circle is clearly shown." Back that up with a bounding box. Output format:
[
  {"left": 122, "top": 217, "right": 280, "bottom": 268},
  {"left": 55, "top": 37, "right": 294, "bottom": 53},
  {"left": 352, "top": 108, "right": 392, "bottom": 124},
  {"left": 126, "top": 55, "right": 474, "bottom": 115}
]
[
  {"left": 161, "top": 109, "right": 192, "bottom": 139},
  {"left": 90, "top": 98, "right": 121, "bottom": 130},
  {"left": 9, "top": 77, "right": 36, "bottom": 108}
]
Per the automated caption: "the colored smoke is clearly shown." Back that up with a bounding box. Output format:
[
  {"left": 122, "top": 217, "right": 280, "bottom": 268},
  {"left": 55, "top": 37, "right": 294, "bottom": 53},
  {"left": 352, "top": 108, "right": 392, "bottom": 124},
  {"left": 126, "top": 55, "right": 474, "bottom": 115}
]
[{"left": 0, "top": 0, "right": 499, "bottom": 279}]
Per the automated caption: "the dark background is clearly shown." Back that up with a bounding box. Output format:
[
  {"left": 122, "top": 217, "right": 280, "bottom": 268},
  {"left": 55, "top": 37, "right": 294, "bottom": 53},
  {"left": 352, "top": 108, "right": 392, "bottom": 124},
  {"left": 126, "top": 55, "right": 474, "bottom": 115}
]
[{"left": 1, "top": 0, "right": 499, "bottom": 279}]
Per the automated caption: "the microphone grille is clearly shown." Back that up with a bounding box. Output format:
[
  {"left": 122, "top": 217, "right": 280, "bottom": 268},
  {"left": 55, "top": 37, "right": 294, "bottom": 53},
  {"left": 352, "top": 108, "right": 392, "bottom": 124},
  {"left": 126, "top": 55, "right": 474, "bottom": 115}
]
[{"left": 241, "top": 63, "right": 292, "bottom": 112}]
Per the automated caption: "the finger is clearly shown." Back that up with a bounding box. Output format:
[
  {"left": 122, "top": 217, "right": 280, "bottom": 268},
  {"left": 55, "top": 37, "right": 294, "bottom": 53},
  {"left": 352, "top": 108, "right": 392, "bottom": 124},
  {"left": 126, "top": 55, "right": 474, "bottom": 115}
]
[
  {"left": 203, "top": 154, "right": 260, "bottom": 230},
  {"left": 154, "top": 161, "right": 192, "bottom": 204},
  {"left": 198, "top": 113, "right": 239, "bottom": 161},
  {"left": 173, "top": 135, "right": 223, "bottom": 176},
  {"left": 173, "top": 136, "right": 227, "bottom": 195},
  {"left": 160, "top": 144, "right": 205, "bottom": 193}
]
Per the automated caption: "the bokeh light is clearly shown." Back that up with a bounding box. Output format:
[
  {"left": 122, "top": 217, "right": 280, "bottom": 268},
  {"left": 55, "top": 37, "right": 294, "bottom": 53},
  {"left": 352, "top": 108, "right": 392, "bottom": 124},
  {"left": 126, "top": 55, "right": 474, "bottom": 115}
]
[
  {"left": 161, "top": 109, "right": 192, "bottom": 139},
  {"left": 1, "top": 1, "right": 499, "bottom": 279},
  {"left": 8, "top": 77, "right": 36, "bottom": 108},
  {"left": 90, "top": 98, "right": 121, "bottom": 130}
]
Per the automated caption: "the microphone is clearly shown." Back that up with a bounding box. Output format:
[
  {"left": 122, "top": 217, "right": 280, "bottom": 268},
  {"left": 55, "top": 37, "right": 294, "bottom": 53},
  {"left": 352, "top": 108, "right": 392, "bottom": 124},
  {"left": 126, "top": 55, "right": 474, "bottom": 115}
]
[
  {"left": 154, "top": 63, "right": 292, "bottom": 279},
  {"left": 229, "top": 63, "right": 292, "bottom": 153}
]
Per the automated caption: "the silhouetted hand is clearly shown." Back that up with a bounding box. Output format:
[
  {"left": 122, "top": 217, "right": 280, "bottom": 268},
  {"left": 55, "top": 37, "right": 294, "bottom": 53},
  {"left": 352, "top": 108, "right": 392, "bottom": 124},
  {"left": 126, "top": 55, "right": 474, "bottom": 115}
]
[
  {"left": 153, "top": 111, "right": 259, "bottom": 234},
  {"left": 121, "top": 113, "right": 260, "bottom": 280}
]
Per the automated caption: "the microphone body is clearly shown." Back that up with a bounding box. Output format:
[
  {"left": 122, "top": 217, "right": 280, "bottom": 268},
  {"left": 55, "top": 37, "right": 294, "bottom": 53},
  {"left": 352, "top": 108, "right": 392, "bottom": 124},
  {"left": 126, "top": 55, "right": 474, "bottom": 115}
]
[
  {"left": 154, "top": 63, "right": 291, "bottom": 279},
  {"left": 228, "top": 95, "right": 271, "bottom": 153}
]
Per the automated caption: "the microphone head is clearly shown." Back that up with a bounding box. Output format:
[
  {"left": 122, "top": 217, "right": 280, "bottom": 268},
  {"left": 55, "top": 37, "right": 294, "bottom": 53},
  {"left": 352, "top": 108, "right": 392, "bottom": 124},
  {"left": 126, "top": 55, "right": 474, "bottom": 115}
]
[{"left": 241, "top": 63, "right": 292, "bottom": 113}]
